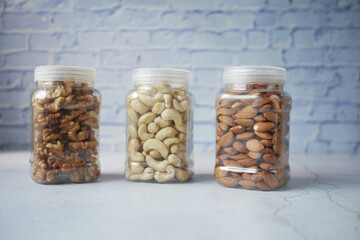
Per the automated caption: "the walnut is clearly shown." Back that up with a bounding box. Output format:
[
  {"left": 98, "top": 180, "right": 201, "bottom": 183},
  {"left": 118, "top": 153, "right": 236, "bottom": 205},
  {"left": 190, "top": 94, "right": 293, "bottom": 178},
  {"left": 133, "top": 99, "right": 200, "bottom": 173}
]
[
  {"left": 60, "top": 121, "right": 80, "bottom": 135},
  {"left": 31, "top": 80, "right": 100, "bottom": 184},
  {"left": 45, "top": 141, "right": 64, "bottom": 157}
]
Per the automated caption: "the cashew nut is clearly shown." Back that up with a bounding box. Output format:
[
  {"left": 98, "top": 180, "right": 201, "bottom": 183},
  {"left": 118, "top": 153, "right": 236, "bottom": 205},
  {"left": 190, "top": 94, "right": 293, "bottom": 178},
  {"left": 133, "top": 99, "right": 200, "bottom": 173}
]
[
  {"left": 146, "top": 155, "right": 169, "bottom": 171},
  {"left": 154, "top": 165, "right": 175, "bottom": 183},
  {"left": 128, "top": 161, "right": 144, "bottom": 174},
  {"left": 152, "top": 102, "right": 166, "bottom": 114},
  {"left": 149, "top": 150, "right": 162, "bottom": 159},
  {"left": 143, "top": 139, "right": 169, "bottom": 159},
  {"left": 147, "top": 122, "right": 159, "bottom": 133},
  {"left": 178, "top": 133, "right": 186, "bottom": 142},
  {"left": 126, "top": 167, "right": 154, "bottom": 181},
  {"left": 156, "top": 84, "right": 172, "bottom": 93},
  {"left": 168, "top": 154, "right": 182, "bottom": 167},
  {"left": 128, "top": 138, "right": 144, "bottom": 162},
  {"left": 155, "top": 127, "right": 177, "bottom": 141},
  {"left": 138, "top": 112, "right": 156, "bottom": 125},
  {"left": 163, "top": 94, "right": 172, "bottom": 108},
  {"left": 138, "top": 124, "right": 155, "bottom": 140},
  {"left": 127, "top": 108, "right": 139, "bottom": 123},
  {"left": 163, "top": 137, "right": 180, "bottom": 147},
  {"left": 154, "top": 116, "right": 172, "bottom": 128},
  {"left": 128, "top": 124, "right": 138, "bottom": 139},
  {"left": 139, "top": 93, "right": 162, "bottom": 107},
  {"left": 175, "top": 168, "right": 189, "bottom": 182},
  {"left": 172, "top": 99, "right": 189, "bottom": 112},
  {"left": 131, "top": 99, "right": 149, "bottom": 114},
  {"left": 175, "top": 123, "right": 186, "bottom": 133},
  {"left": 161, "top": 109, "right": 182, "bottom": 126}
]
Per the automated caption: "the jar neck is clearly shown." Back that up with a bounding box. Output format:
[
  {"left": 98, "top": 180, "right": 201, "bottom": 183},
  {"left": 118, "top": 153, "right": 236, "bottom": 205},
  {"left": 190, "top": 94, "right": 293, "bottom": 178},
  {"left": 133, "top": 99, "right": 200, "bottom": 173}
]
[
  {"left": 224, "top": 83, "right": 283, "bottom": 91},
  {"left": 36, "top": 81, "right": 94, "bottom": 88}
]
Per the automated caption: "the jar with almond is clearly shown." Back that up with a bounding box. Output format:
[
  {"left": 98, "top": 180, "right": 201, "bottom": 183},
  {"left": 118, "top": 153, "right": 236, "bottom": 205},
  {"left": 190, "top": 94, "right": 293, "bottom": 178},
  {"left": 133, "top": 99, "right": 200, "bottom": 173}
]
[
  {"left": 215, "top": 66, "right": 291, "bottom": 190},
  {"left": 30, "top": 66, "right": 101, "bottom": 184}
]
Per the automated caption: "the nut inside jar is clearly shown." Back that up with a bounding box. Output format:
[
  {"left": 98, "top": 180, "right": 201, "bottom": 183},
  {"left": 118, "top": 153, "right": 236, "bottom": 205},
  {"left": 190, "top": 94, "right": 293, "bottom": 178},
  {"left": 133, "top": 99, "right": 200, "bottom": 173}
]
[
  {"left": 31, "top": 79, "right": 101, "bottom": 184},
  {"left": 215, "top": 79, "right": 291, "bottom": 190}
]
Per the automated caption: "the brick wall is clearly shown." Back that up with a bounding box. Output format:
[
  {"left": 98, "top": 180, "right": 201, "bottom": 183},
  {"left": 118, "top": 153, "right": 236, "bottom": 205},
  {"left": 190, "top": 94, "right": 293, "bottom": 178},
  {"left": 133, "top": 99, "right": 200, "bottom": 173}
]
[{"left": 0, "top": 0, "right": 359, "bottom": 154}]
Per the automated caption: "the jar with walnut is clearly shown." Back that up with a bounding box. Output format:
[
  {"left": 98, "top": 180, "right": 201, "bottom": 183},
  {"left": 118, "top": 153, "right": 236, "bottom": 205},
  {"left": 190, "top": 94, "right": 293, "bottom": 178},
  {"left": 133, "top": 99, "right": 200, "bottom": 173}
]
[
  {"left": 215, "top": 66, "right": 291, "bottom": 190},
  {"left": 30, "top": 66, "right": 101, "bottom": 184}
]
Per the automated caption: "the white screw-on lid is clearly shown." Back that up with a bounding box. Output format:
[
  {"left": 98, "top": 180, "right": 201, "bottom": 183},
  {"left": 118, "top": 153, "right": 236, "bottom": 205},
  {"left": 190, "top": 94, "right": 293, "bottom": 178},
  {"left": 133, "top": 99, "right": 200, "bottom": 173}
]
[
  {"left": 132, "top": 68, "right": 191, "bottom": 86},
  {"left": 34, "top": 65, "right": 96, "bottom": 83},
  {"left": 223, "top": 66, "right": 286, "bottom": 85}
]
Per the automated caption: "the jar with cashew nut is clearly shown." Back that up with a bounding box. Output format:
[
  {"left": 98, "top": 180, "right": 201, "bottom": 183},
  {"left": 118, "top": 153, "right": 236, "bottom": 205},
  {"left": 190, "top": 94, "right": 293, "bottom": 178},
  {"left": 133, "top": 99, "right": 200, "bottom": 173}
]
[
  {"left": 30, "top": 66, "right": 101, "bottom": 184},
  {"left": 125, "top": 68, "right": 194, "bottom": 183},
  {"left": 215, "top": 66, "right": 291, "bottom": 191}
]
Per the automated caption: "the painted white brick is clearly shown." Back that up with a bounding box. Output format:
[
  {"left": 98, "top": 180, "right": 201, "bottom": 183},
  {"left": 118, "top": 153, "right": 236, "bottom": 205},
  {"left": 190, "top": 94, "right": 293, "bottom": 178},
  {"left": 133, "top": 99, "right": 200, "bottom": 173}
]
[
  {"left": 6, "top": 52, "right": 48, "bottom": 68},
  {"left": 4, "top": 13, "right": 49, "bottom": 30},
  {"left": 320, "top": 123, "right": 359, "bottom": 142},
  {"left": 192, "top": 51, "right": 233, "bottom": 66},
  {"left": 101, "top": 50, "right": 138, "bottom": 67},
  {"left": 235, "top": 49, "right": 283, "bottom": 65},
  {"left": 54, "top": 52, "right": 98, "bottom": 67},
  {"left": 247, "top": 30, "right": 269, "bottom": 49},
  {"left": 31, "top": 33, "right": 76, "bottom": 50},
  {"left": 271, "top": 29, "right": 292, "bottom": 48},
  {"left": 0, "top": 34, "right": 27, "bottom": 52}
]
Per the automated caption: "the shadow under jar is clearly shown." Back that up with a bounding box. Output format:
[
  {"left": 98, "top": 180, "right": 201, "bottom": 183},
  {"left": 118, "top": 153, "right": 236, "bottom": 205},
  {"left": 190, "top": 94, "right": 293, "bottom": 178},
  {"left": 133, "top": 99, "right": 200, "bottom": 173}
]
[
  {"left": 30, "top": 66, "right": 101, "bottom": 184},
  {"left": 215, "top": 66, "right": 292, "bottom": 190},
  {"left": 125, "top": 68, "right": 194, "bottom": 183}
]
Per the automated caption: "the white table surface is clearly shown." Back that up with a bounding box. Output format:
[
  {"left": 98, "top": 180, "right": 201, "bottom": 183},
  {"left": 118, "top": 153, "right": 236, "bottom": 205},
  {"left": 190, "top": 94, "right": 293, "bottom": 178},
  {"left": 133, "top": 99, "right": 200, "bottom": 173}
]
[{"left": 0, "top": 152, "right": 359, "bottom": 240}]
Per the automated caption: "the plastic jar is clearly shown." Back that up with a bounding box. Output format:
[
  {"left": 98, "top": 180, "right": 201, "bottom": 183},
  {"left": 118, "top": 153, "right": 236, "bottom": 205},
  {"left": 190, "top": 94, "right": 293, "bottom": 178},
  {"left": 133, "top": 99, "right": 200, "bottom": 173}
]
[
  {"left": 125, "top": 68, "right": 194, "bottom": 183},
  {"left": 215, "top": 66, "right": 291, "bottom": 190},
  {"left": 30, "top": 66, "right": 101, "bottom": 184}
]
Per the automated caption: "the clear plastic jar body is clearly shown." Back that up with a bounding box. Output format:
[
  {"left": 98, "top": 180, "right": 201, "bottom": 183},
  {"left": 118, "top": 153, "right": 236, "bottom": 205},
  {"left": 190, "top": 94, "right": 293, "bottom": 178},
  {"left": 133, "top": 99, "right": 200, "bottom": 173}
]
[
  {"left": 30, "top": 80, "right": 101, "bottom": 184},
  {"left": 125, "top": 83, "right": 194, "bottom": 183},
  {"left": 215, "top": 83, "right": 291, "bottom": 190}
]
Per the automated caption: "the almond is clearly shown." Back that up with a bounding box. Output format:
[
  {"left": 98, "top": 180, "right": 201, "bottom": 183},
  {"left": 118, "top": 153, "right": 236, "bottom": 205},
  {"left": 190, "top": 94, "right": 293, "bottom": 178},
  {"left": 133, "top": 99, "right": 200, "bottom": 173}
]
[
  {"left": 259, "top": 104, "right": 272, "bottom": 112},
  {"left": 229, "top": 125, "right": 245, "bottom": 134},
  {"left": 216, "top": 177, "right": 238, "bottom": 187},
  {"left": 251, "top": 172, "right": 263, "bottom": 182},
  {"left": 263, "top": 112, "right": 279, "bottom": 122},
  {"left": 263, "top": 173, "right": 280, "bottom": 189},
  {"left": 231, "top": 101, "right": 244, "bottom": 110},
  {"left": 256, "top": 181, "right": 272, "bottom": 191},
  {"left": 230, "top": 153, "right": 249, "bottom": 160},
  {"left": 218, "top": 107, "right": 236, "bottom": 115},
  {"left": 219, "top": 122, "right": 229, "bottom": 131},
  {"left": 217, "top": 131, "right": 234, "bottom": 147},
  {"left": 217, "top": 127, "right": 223, "bottom": 137},
  {"left": 269, "top": 96, "right": 280, "bottom": 111},
  {"left": 254, "top": 114, "right": 266, "bottom": 122},
  {"left": 239, "top": 180, "right": 256, "bottom": 189},
  {"left": 254, "top": 122, "right": 275, "bottom": 132},
  {"left": 237, "top": 158, "right": 257, "bottom": 167},
  {"left": 230, "top": 172, "right": 242, "bottom": 179},
  {"left": 234, "top": 118, "right": 255, "bottom": 127},
  {"left": 218, "top": 116, "right": 235, "bottom": 126},
  {"left": 246, "top": 139, "right": 264, "bottom": 152},
  {"left": 216, "top": 153, "right": 231, "bottom": 160},
  {"left": 260, "top": 139, "right": 272, "bottom": 147},
  {"left": 259, "top": 163, "right": 275, "bottom": 171},
  {"left": 235, "top": 132, "right": 255, "bottom": 140},
  {"left": 263, "top": 154, "right": 277, "bottom": 164},
  {"left": 262, "top": 148, "right": 274, "bottom": 154},
  {"left": 242, "top": 173, "right": 252, "bottom": 180},
  {"left": 223, "top": 160, "right": 243, "bottom": 168},
  {"left": 216, "top": 147, "right": 222, "bottom": 157},
  {"left": 232, "top": 141, "right": 248, "bottom": 153},
  {"left": 223, "top": 147, "right": 238, "bottom": 154},
  {"left": 247, "top": 151, "right": 262, "bottom": 159},
  {"left": 214, "top": 166, "right": 228, "bottom": 178},
  {"left": 254, "top": 131, "right": 272, "bottom": 139},
  {"left": 220, "top": 99, "right": 234, "bottom": 107},
  {"left": 235, "top": 105, "right": 257, "bottom": 119},
  {"left": 273, "top": 144, "right": 282, "bottom": 155},
  {"left": 252, "top": 97, "right": 270, "bottom": 107}
]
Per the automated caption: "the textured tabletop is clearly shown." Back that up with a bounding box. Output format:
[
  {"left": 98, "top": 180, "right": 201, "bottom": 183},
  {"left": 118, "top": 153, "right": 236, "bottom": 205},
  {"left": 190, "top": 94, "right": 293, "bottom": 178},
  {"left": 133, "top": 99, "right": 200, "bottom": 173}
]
[{"left": 0, "top": 152, "right": 359, "bottom": 240}]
